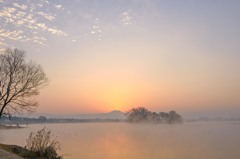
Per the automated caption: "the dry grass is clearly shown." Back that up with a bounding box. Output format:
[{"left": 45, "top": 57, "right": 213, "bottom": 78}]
[
  {"left": 25, "top": 127, "right": 62, "bottom": 159},
  {"left": 0, "top": 127, "right": 62, "bottom": 159}
]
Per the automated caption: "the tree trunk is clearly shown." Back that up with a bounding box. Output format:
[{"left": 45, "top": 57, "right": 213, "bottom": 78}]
[{"left": 0, "top": 104, "right": 6, "bottom": 118}]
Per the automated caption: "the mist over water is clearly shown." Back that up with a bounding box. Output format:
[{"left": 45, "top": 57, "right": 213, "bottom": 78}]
[{"left": 0, "top": 122, "right": 240, "bottom": 159}]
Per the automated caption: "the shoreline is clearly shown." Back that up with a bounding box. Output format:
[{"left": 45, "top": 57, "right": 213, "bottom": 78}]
[
  {"left": 0, "top": 125, "right": 27, "bottom": 158},
  {"left": 0, "top": 124, "right": 25, "bottom": 129},
  {"left": 0, "top": 143, "right": 25, "bottom": 159}
]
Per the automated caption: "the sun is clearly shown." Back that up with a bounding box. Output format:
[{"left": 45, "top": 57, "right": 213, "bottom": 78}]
[{"left": 102, "top": 89, "right": 131, "bottom": 111}]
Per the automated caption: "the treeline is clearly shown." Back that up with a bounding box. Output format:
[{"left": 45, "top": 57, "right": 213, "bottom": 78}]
[
  {"left": 126, "top": 107, "right": 183, "bottom": 124},
  {"left": 0, "top": 116, "right": 125, "bottom": 125}
]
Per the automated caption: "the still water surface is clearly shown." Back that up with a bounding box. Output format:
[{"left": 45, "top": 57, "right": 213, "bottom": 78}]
[{"left": 0, "top": 122, "right": 240, "bottom": 159}]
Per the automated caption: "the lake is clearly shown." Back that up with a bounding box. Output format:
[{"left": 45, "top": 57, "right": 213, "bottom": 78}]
[{"left": 0, "top": 122, "right": 240, "bottom": 159}]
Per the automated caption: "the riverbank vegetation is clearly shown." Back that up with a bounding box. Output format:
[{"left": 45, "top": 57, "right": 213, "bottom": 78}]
[{"left": 0, "top": 127, "right": 62, "bottom": 159}]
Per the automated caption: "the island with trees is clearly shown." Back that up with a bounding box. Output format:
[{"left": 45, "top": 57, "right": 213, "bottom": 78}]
[{"left": 126, "top": 107, "right": 183, "bottom": 124}]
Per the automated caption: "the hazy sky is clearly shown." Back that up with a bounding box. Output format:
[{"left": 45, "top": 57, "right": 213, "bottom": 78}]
[{"left": 0, "top": 0, "right": 240, "bottom": 115}]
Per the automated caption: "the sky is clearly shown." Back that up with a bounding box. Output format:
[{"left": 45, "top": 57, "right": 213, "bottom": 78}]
[{"left": 0, "top": 0, "right": 240, "bottom": 116}]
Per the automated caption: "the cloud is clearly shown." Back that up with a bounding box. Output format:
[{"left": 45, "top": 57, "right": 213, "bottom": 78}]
[
  {"left": 54, "top": 4, "right": 63, "bottom": 10},
  {"left": 92, "top": 25, "right": 102, "bottom": 33},
  {"left": 0, "top": 30, "right": 23, "bottom": 41},
  {"left": 37, "top": 4, "right": 44, "bottom": 8},
  {"left": 0, "top": 30, "right": 7, "bottom": 48},
  {"left": 36, "top": 23, "right": 47, "bottom": 30},
  {"left": 120, "top": 11, "right": 133, "bottom": 26},
  {"left": 13, "top": 3, "right": 27, "bottom": 10},
  {"left": 0, "top": 1, "right": 67, "bottom": 48},
  {"left": 90, "top": 18, "right": 103, "bottom": 40},
  {"left": 48, "top": 28, "right": 67, "bottom": 36},
  {"left": 37, "top": 11, "right": 55, "bottom": 21},
  {"left": 0, "top": 7, "right": 16, "bottom": 18},
  {"left": 16, "top": 10, "right": 26, "bottom": 17}
]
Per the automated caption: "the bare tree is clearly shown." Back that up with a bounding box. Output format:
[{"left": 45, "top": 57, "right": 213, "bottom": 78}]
[{"left": 0, "top": 48, "right": 48, "bottom": 118}]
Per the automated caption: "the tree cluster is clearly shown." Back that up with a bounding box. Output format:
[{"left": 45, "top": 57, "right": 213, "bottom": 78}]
[{"left": 126, "top": 107, "right": 183, "bottom": 124}]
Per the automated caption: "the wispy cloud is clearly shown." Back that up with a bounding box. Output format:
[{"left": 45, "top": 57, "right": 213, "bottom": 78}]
[
  {"left": 48, "top": 28, "right": 67, "bottom": 36},
  {"left": 89, "top": 18, "right": 103, "bottom": 40},
  {"left": 91, "top": 25, "right": 102, "bottom": 35},
  {"left": 0, "top": 1, "right": 67, "bottom": 48},
  {"left": 54, "top": 4, "right": 63, "bottom": 10},
  {"left": 0, "top": 30, "right": 23, "bottom": 40},
  {"left": 120, "top": 11, "right": 133, "bottom": 26},
  {"left": 37, "top": 4, "right": 43, "bottom": 8},
  {"left": 13, "top": 3, "right": 27, "bottom": 10},
  {"left": 36, "top": 23, "right": 47, "bottom": 30},
  {"left": 37, "top": 12, "right": 55, "bottom": 21}
]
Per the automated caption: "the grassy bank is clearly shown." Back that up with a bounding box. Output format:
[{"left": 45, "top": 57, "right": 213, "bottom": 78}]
[
  {"left": 0, "top": 125, "right": 27, "bottom": 158},
  {"left": 0, "top": 143, "right": 26, "bottom": 159},
  {"left": 0, "top": 126, "right": 63, "bottom": 159}
]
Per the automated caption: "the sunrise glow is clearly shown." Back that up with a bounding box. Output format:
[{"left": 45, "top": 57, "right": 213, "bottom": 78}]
[{"left": 0, "top": 0, "right": 239, "bottom": 115}]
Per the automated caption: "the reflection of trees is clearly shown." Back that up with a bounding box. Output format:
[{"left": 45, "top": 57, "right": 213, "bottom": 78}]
[{"left": 126, "top": 107, "right": 183, "bottom": 124}]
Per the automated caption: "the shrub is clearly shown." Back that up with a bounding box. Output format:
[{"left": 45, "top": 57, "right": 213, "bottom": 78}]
[{"left": 26, "top": 127, "right": 62, "bottom": 159}]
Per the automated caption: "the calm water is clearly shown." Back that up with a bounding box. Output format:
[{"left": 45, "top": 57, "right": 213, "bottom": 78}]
[{"left": 0, "top": 122, "right": 240, "bottom": 159}]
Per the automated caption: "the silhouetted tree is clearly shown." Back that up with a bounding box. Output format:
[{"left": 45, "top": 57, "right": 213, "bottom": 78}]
[
  {"left": 126, "top": 107, "right": 151, "bottom": 123},
  {"left": 159, "top": 112, "right": 170, "bottom": 123},
  {"left": 150, "top": 112, "right": 160, "bottom": 123},
  {"left": 0, "top": 48, "right": 48, "bottom": 118},
  {"left": 168, "top": 110, "right": 182, "bottom": 123},
  {"left": 126, "top": 107, "right": 183, "bottom": 124}
]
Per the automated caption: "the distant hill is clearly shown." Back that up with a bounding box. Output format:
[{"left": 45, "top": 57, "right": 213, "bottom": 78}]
[
  {"left": 72, "top": 110, "right": 126, "bottom": 120},
  {"left": 16, "top": 110, "right": 127, "bottom": 120}
]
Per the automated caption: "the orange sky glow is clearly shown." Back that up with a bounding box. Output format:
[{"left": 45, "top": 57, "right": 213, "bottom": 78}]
[{"left": 1, "top": 1, "right": 240, "bottom": 115}]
